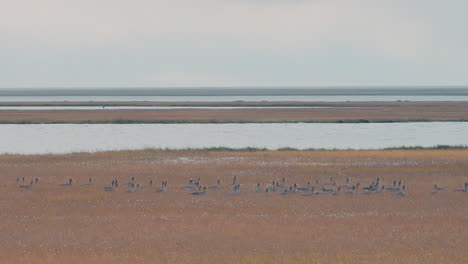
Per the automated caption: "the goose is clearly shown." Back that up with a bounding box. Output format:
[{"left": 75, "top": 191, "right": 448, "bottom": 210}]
[
  {"left": 85, "top": 177, "right": 93, "bottom": 186},
  {"left": 346, "top": 185, "right": 357, "bottom": 194},
  {"left": 229, "top": 184, "right": 241, "bottom": 195},
  {"left": 313, "top": 187, "right": 327, "bottom": 195},
  {"left": 332, "top": 186, "right": 342, "bottom": 196},
  {"left": 301, "top": 186, "right": 316, "bottom": 196},
  {"left": 297, "top": 181, "right": 312, "bottom": 192},
  {"left": 232, "top": 175, "right": 237, "bottom": 186},
  {"left": 322, "top": 186, "right": 335, "bottom": 193},
  {"left": 255, "top": 183, "right": 261, "bottom": 192},
  {"left": 432, "top": 184, "right": 444, "bottom": 194},
  {"left": 340, "top": 178, "right": 352, "bottom": 189},
  {"left": 397, "top": 185, "right": 406, "bottom": 196},
  {"left": 127, "top": 177, "right": 135, "bottom": 187},
  {"left": 192, "top": 186, "right": 207, "bottom": 195},
  {"left": 277, "top": 177, "right": 286, "bottom": 188},
  {"left": 104, "top": 180, "right": 116, "bottom": 192},
  {"left": 156, "top": 181, "right": 167, "bottom": 192},
  {"left": 266, "top": 180, "right": 277, "bottom": 192},
  {"left": 184, "top": 178, "right": 197, "bottom": 190},
  {"left": 281, "top": 185, "right": 297, "bottom": 195},
  {"left": 128, "top": 183, "right": 139, "bottom": 193},
  {"left": 280, "top": 187, "right": 292, "bottom": 195},
  {"left": 454, "top": 182, "right": 468, "bottom": 192},
  {"left": 386, "top": 180, "right": 399, "bottom": 191},
  {"left": 379, "top": 185, "right": 385, "bottom": 193},
  {"left": 59, "top": 178, "right": 73, "bottom": 186},
  {"left": 19, "top": 180, "right": 33, "bottom": 189},
  {"left": 208, "top": 179, "right": 221, "bottom": 190}
]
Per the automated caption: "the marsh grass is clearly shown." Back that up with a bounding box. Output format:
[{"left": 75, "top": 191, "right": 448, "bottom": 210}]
[{"left": 0, "top": 149, "right": 467, "bottom": 263}]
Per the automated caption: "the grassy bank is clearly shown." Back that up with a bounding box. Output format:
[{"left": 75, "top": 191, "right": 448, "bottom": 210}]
[
  {"left": 0, "top": 149, "right": 467, "bottom": 263},
  {"left": 1, "top": 119, "right": 468, "bottom": 124}
]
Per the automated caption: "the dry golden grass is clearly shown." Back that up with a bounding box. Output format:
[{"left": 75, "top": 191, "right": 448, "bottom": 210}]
[
  {"left": 0, "top": 149, "right": 467, "bottom": 263},
  {"left": 1, "top": 101, "right": 468, "bottom": 123}
]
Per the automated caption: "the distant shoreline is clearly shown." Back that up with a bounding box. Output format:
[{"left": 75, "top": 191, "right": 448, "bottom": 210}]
[
  {"left": 0, "top": 101, "right": 467, "bottom": 124},
  {"left": 2, "top": 145, "right": 468, "bottom": 156}
]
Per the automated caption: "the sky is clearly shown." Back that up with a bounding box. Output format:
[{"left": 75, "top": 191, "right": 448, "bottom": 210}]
[{"left": 1, "top": 0, "right": 467, "bottom": 88}]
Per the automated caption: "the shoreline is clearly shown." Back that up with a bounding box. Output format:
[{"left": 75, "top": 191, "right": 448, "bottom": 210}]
[
  {"left": 1, "top": 101, "right": 468, "bottom": 123},
  {"left": 2, "top": 145, "right": 468, "bottom": 157},
  {"left": 2, "top": 100, "right": 468, "bottom": 107},
  {"left": 1, "top": 119, "right": 468, "bottom": 124}
]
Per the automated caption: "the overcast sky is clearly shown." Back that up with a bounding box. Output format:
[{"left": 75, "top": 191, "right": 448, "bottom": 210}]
[{"left": 1, "top": 0, "right": 467, "bottom": 88}]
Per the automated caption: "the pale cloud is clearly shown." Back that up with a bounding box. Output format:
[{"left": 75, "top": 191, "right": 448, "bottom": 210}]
[{"left": 0, "top": 0, "right": 467, "bottom": 87}]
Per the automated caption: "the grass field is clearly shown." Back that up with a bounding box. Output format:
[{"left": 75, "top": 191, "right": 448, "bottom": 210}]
[
  {"left": 1, "top": 101, "right": 468, "bottom": 123},
  {"left": 0, "top": 149, "right": 467, "bottom": 263}
]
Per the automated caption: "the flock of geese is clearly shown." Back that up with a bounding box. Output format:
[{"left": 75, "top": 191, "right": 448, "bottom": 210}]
[{"left": 15, "top": 175, "right": 468, "bottom": 196}]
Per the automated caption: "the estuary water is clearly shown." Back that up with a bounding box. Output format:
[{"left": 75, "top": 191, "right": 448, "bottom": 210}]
[{"left": 1, "top": 122, "right": 467, "bottom": 154}]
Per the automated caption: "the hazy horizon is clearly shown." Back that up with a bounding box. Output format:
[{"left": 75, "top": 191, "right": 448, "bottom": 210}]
[{"left": 2, "top": 1, "right": 468, "bottom": 88}]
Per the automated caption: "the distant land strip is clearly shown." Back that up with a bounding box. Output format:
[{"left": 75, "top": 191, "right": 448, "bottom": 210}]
[{"left": 1, "top": 101, "right": 468, "bottom": 124}]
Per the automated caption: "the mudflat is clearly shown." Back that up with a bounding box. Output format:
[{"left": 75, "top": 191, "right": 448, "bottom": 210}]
[
  {"left": 1, "top": 101, "right": 468, "bottom": 123},
  {"left": 1, "top": 149, "right": 467, "bottom": 263}
]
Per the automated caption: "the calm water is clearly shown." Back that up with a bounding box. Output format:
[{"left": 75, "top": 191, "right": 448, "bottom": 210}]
[
  {"left": 2, "top": 87, "right": 468, "bottom": 102},
  {"left": 2, "top": 95, "right": 468, "bottom": 102},
  {"left": 1, "top": 122, "right": 467, "bottom": 154}
]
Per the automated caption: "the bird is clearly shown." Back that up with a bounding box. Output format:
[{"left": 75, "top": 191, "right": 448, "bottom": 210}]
[
  {"left": 277, "top": 177, "right": 286, "bottom": 188},
  {"left": 127, "top": 176, "right": 135, "bottom": 187},
  {"left": 281, "top": 185, "right": 296, "bottom": 195},
  {"left": 86, "top": 177, "right": 93, "bottom": 186},
  {"left": 332, "top": 186, "right": 342, "bottom": 196},
  {"left": 104, "top": 180, "right": 117, "bottom": 192},
  {"left": 301, "top": 186, "right": 316, "bottom": 196},
  {"left": 340, "top": 178, "right": 353, "bottom": 189},
  {"left": 232, "top": 175, "right": 237, "bottom": 185},
  {"left": 397, "top": 185, "right": 406, "bottom": 196},
  {"left": 265, "top": 180, "right": 278, "bottom": 192},
  {"left": 346, "top": 185, "right": 357, "bottom": 194},
  {"left": 192, "top": 186, "right": 206, "bottom": 195},
  {"left": 128, "top": 183, "right": 139, "bottom": 193},
  {"left": 156, "top": 181, "right": 167, "bottom": 192},
  {"left": 432, "top": 184, "right": 443, "bottom": 194},
  {"left": 229, "top": 184, "right": 240, "bottom": 195},
  {"left": 19, "top": 180, "right": 33, "bottom": 189},
  {"left": 297, "top": 181, "right": 312, "bottom": 192},
  {"left": 454, "top": 182, "right": 468, "bottom": 192},
  {"left": 184, "top": 178, "right": 196, "bottom": 190},
  {"left": 208, "top": 179, "right": 221, "bottom": 190},
  {"left": 255, "top": 183, "right": 261, "bottom": 192},
  {"left": 322, "top": 186, "right": 335, "bottom": 193}
]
